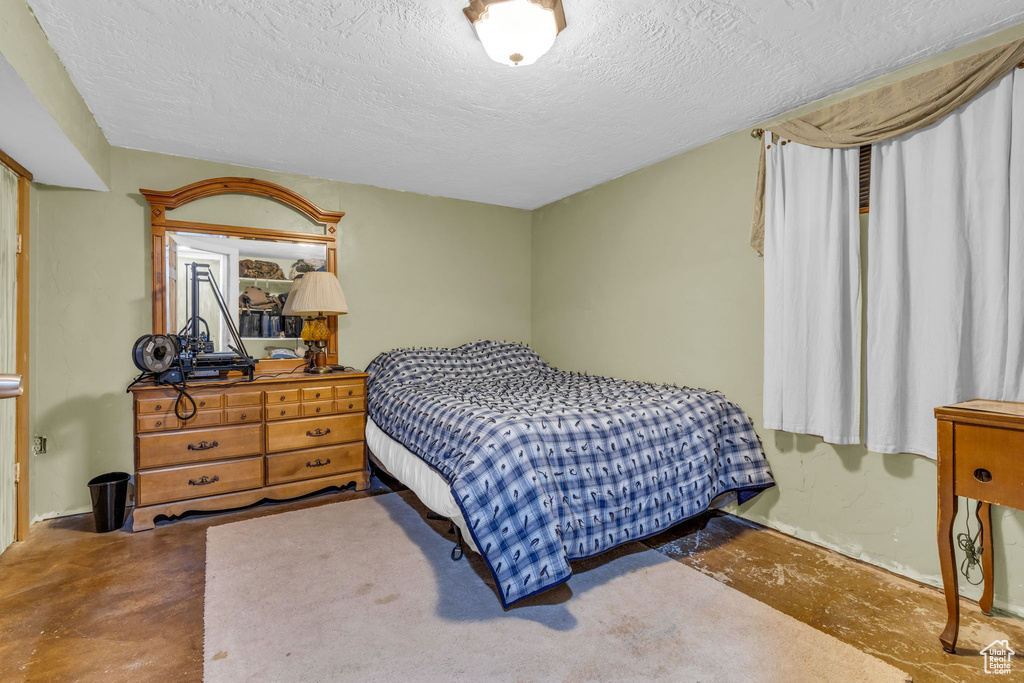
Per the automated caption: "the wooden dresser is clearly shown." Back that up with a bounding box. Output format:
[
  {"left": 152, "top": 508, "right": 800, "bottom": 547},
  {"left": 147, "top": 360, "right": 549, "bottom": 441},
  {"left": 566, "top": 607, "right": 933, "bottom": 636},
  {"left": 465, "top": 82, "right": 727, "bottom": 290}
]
[
  {"left": 935, "top": 399, "right": 1024, "bottom": 653},
  {"left": 129, "top": 371, "right": 369, "bottom": 531}
]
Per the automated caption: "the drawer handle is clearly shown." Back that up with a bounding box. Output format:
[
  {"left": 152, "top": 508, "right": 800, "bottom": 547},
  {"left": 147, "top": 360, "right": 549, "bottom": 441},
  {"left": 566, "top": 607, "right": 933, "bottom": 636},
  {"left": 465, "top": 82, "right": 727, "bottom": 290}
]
[
  {"left": 316, "top": 407, "right": 322, "bottom": 413},
  {"left": 280, "top": 410, "right": 286, "bottom": 416},
  {"left": 155, "top": 420, "right": 163, "bottom": 427},
  {"left": 348, "top": 390, "right": 353, "bottom": 396},
  {"left": 187, "top": 440, "right": 219, "bottom": 451},
  {"left": 306, "top": 428, "right": 332, "bottom": 437},
  {"left": 188, "top": 475, "right": 220, "bottom": 486},
  {"left": 199, "top": 400, "right": 206, "bottom": 407},
  {"left": 974, "top": 468, "right": 993, "bottom": 483},
  {"left": 155, "top": 404, "right": 163, "bottom": 411},
  {"left": 348, "top": 403, "right": 354, "bottom": 409},
  {"left": 306, "top": 458, "right": 332, "bottom": 468},
  {"left": 240, "top": 413, "right": 247, "bottom": 420},
  {"left": 315, "top": 392, "right": 322, "bottom": 398}
]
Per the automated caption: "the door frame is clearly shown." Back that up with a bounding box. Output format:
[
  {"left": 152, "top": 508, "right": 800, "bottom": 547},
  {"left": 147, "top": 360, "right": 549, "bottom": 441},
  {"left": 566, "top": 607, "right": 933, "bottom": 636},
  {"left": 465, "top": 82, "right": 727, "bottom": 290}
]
[{"left": 0, "top": 148, "right": 31, "bottom": 541}]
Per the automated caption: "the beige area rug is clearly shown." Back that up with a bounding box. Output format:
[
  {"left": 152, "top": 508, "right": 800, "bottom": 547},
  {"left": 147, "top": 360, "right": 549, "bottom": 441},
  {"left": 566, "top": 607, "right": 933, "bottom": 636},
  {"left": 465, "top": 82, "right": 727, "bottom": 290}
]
[{"left": 205, "top": 491, "right": 910, "bottom": 682}]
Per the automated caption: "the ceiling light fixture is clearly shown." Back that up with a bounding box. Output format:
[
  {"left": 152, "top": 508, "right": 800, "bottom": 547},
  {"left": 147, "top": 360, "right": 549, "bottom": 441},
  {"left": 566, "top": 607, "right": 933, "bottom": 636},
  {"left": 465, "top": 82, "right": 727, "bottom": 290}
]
[{"left": 464, "top": 0, "right": 566, "bottom": 67}]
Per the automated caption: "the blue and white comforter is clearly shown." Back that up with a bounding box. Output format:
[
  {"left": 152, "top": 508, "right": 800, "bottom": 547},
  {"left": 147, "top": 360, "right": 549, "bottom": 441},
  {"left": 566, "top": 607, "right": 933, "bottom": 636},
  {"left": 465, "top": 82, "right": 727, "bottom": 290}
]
[{"left": 366, "top": 341, "right": 774, "bottom": 607}]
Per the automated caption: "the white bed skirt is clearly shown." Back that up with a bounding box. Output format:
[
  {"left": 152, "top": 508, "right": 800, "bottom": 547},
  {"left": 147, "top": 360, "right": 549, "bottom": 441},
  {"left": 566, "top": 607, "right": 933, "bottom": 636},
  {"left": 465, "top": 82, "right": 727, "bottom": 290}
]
[{"left": 365, "top": 417, "right": 479, "bottom": 553}]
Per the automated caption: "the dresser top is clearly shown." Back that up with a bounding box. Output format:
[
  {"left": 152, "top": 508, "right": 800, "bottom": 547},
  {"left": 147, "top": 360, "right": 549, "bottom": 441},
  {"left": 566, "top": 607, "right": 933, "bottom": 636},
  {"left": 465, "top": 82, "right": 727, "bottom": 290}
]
[{"left": 129, "top": 368, "right": 368, "bottom": 394}]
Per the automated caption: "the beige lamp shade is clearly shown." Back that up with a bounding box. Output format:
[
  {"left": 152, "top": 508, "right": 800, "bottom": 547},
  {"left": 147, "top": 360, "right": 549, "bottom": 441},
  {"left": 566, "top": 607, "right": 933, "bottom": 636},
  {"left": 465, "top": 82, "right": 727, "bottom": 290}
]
[
  {"left": 286, "top": 271, "right": 348, "bottom": 315},
  {"left": 281, "top": 273, "right": 305, "bottom": 316}
]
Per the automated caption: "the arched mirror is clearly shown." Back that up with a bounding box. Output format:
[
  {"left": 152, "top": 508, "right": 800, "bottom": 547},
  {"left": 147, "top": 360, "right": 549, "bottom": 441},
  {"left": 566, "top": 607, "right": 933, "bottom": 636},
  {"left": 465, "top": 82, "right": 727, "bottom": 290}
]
[{"left": 141, "top": 178, "right": 344, "bottom": 373}]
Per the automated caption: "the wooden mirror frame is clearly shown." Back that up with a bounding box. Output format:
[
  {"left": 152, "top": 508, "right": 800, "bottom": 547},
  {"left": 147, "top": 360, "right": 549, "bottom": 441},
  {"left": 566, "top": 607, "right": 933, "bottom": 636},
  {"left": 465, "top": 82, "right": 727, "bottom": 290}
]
[{"left": 141, "top": 177, "right": 345, "bottom": 374}]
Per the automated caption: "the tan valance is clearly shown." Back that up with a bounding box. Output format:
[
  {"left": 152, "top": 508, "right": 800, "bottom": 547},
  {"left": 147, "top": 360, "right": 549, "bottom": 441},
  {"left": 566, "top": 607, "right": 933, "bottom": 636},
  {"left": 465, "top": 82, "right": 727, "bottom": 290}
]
[{"left": 750, "top": 38, "right": 1024, "bottom": 254}]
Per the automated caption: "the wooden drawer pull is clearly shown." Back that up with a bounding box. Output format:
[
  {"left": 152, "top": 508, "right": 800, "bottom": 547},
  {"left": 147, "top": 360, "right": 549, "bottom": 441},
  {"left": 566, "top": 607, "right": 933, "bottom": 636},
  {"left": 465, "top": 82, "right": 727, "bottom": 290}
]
[
  {"left": 187, "top": 440, "right": 219, "bottom": 451},
  {"left": 306, "top": 458, "right": 331, "bottom": 468},
  {"left": 974, "top": 468, "right": 993, "bottom": 483},
  {"left": 188, "top": 475, "right": 220, "bottom": 486},
  {"left": 306, "top": 428, "right": 331, "bottom": 437}
]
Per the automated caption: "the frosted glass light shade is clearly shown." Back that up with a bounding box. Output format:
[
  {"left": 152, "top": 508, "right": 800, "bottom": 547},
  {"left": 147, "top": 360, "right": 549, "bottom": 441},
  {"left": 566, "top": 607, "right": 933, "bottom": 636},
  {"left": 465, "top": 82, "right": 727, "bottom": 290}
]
[
  {"left": 466, "top": 0, "right": 566, "bottom": 67},
  {"left": 287, "top": 272, "right": 348, "bottom": 316}
]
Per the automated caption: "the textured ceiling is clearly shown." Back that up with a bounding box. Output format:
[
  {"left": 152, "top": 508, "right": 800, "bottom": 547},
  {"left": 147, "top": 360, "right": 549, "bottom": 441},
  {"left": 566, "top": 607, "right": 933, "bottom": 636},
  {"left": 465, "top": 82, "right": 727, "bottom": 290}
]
[{"left": 27, "top": 0, "right": 1024, "bottom": 209}]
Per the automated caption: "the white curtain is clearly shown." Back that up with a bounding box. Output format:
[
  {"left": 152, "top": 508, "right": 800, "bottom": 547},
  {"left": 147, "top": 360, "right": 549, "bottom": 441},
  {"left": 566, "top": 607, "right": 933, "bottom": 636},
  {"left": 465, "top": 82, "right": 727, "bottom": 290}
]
[
  {"left": 764, "top": 135, "right": 862, "bottom": 444},
  {"left": 867, "top": 69, "right": 1024, "bottom": 458},
  {"left": 0, "top": 163, "right": 17, "bottom": 554}
]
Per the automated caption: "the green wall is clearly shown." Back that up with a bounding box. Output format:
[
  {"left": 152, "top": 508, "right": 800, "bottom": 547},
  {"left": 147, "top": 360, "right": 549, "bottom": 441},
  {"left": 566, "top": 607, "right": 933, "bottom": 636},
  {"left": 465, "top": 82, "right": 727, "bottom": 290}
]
[
  {"left": 29, "top": 147, "right": 531, "bottom": 520},
  {"left": 530, "top": 128, "right": 1024, "bottom": 617}
]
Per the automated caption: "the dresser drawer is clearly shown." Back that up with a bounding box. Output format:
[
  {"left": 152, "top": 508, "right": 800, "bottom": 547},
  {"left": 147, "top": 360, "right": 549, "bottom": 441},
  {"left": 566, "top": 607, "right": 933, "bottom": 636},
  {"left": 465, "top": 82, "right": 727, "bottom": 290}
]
[
  {"left": 193, "top": 395, "right": 223, "bottom": 411},
  {"left": 334, "top": 382, "right": 364, "bottom": 399},
  {"left": 137, "top": 424, "right": 264, "bottom": 469},
  {"left": 137, "top": 396, "right": 181, "bottom": 415},
  {"left": 138, "top": 414, "right": 180, "bottom": 433},
  {"left": 954, "top": 424, "right": 1024, "bottom": 507},
  {"left": 335, "top": 397, "right": 365, "bottom": 413},
  {"left": 266, "top": 389, "right": 300, "bottom": 405},
  {"left": 179, "top": 410, "right": 224, "bottom": 429},
  {"left": 301, "top": 387, "right": 333, "bottom": 402},
  {"left": 225, "top": 391, "right": 262, "bottom": 407},
  {"left": 267, "top": 403, "right": 301, "bottom": 421},
  {"left": 265, "top": 443, "right": 364, "bottom": 485},
  {"left": 266, "top": 414, "right": 364, "bottom": 453},
  {"left": 302, "top": 400, "right": 335, "bottom": 417},
  {"left": 138, "top": 393, "right": 220, "bottom": 414},
  {"left": 225, "top": 407, "right": 261, "bottom": 424},
  {"left": 137, "top": 456, "right": 263, "bottom": 505}
]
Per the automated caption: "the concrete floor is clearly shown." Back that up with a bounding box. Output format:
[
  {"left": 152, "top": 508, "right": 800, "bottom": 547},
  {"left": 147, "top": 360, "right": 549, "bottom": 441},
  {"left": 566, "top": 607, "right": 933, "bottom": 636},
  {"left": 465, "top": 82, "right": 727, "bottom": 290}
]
[{"left": 1, "top": 474, "right": 1021, "bottom": 682}]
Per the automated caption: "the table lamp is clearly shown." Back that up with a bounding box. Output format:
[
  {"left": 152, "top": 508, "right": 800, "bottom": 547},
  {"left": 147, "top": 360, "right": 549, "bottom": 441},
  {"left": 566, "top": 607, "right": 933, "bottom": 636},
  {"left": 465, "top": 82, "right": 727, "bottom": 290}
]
[{"left": 286, "top": 271, "right": 348, "bottom": 374}]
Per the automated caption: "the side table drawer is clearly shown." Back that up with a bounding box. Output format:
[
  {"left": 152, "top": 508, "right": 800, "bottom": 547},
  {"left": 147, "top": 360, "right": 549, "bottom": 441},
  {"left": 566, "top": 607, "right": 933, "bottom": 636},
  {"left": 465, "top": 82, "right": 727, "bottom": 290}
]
[
  {"left": 266, "top": 414, "right": 364, "bottom": 453},
  {"left": 265, "top": 443, "right": 364, "bottom": 485},
  {"left": 955, "top": 424, "right": 1024, "bottom": 508},
  {"left": 137, "top": 424, "right": 263, "bottom": 469},
  {"left": 137, "top": 456, "right": 263, "bottom": 505}
]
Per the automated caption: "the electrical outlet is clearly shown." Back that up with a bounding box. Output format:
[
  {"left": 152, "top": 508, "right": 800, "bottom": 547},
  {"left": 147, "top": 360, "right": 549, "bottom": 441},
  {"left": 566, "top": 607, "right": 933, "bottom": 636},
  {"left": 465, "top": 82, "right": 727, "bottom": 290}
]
[{"left": 32, "top": 435, "right": 47, "bottom": 454}]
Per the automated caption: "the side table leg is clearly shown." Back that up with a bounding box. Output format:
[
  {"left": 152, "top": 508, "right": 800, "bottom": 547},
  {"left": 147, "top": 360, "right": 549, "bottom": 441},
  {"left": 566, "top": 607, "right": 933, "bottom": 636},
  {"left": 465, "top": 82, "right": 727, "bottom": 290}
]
[
  {"left": 937, "top": 420, "right": 960, "bottom": 654},
  {"left": 978, "top": 501, "right": 994, "bottom": 616}
]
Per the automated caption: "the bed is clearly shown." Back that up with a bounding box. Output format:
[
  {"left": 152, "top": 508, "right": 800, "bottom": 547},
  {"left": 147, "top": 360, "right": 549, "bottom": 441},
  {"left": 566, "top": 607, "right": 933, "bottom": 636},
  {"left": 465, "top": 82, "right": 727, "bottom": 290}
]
[{"left": 365, "top": 341, "right": 775, "bottom": 607}]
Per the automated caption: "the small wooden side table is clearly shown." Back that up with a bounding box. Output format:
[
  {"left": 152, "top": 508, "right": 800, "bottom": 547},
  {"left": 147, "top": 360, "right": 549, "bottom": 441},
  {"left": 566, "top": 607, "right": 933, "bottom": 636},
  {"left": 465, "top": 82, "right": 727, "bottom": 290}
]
[{"left": 934, "top": 399, "right": 1024, "bottom": 653}]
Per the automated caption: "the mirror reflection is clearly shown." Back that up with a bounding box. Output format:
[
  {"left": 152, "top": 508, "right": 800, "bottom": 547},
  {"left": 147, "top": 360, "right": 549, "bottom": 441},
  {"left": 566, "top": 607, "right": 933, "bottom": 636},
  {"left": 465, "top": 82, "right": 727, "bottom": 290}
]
[{"left": 166, "top": 232, "right": 328, "bottom": 360}]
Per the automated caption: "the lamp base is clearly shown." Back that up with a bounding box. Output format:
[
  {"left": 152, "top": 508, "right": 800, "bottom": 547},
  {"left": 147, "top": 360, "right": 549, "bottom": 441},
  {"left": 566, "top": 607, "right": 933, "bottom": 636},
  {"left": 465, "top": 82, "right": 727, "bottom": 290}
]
[{"left": 304, "top": 340, "right": 332, "bottom": 374}]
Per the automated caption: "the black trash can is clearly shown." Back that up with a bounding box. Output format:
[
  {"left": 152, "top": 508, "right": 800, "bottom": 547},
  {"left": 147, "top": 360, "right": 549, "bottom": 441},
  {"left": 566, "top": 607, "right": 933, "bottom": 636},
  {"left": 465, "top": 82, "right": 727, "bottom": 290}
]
[{"left": 87, "top": 472, "right": 131, "bottom": 533}]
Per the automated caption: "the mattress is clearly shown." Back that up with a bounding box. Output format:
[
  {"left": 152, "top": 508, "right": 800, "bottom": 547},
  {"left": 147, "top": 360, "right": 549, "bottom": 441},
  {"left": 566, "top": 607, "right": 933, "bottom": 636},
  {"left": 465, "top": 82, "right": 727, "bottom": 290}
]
[
  {"left": 365, "top": 417, "right": 479, "bottom": 553},
  {"left": 364, "top": 341, "right": 775, "bottom": 606}
]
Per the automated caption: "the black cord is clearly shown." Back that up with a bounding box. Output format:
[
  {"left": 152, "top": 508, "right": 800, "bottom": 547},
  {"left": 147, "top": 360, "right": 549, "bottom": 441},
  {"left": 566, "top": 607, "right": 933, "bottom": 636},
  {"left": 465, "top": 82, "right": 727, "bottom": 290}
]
[
  {"left": 957, "top": 499, "right": 984, "bottom": 586},
  {"left": 127, "top": 364, "right": 306, "bottom": 392},
  {"left": 178, "top": 316, "right": 211, "bottom": 341},
  {"left": 169, "top": 381, "right": 198, "bottom": 421}
]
